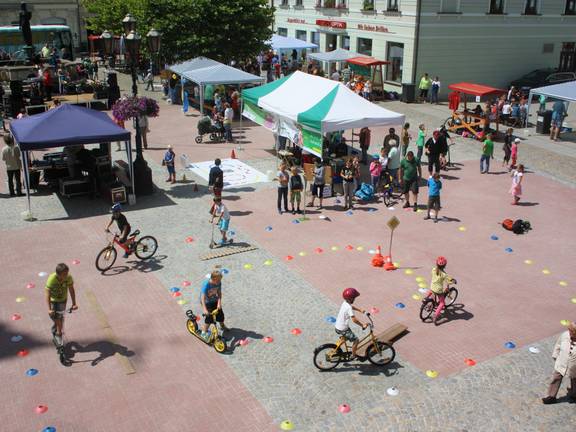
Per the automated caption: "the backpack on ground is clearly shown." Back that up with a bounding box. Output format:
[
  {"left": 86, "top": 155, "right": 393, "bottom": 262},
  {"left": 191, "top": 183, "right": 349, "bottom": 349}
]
[
  {"left": 355, "top": 183, "right": 374, "bottom": 202},
  {"left": 512, "top": 219, "right": 531, "bottom": 235},
  {"left": 502, "top": 219, "right": 514, "bottom": 231}
]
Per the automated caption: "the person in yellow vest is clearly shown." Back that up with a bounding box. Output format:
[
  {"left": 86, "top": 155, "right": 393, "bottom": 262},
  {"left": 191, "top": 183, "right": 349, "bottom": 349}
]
[{"left": 418, "top": 73, "right": 432, "bottom": 103}]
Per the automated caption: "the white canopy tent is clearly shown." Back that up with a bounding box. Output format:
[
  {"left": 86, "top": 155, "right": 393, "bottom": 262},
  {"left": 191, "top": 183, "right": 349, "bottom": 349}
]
[
  {"left": 267, "top": 34, "right": 317, "bottom": 51},
  {"left": 527, "top": 80, "right": 576, "bottom": 126},
  {"left": 307, "top": 48, "right": 367, "bottom": 63},
  {"left": 167, "top": 57, "right": 220, "bottom": 75}
]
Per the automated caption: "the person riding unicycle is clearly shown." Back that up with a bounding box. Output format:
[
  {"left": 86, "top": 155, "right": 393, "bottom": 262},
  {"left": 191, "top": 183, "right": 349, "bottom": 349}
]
[{"left": 335, "top": 288, "right": 367, "bottom": 358}]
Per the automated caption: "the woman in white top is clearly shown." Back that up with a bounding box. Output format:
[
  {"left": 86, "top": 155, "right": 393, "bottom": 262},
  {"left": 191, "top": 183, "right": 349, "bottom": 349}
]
[
  {"left": 363, "top": 80, "right": 372, "bottom": 101},
  {"left": 138, "top": 114, "right": 149, "bottom": 149},
  {"left": 509, "top": 164, "right": 524, "bottom": 205}
]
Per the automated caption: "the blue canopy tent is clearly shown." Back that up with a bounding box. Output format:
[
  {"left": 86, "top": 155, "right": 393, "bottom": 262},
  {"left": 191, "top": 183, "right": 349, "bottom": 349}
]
[{"left": 10, "top": 104, "right": 132, "bottom": 219}]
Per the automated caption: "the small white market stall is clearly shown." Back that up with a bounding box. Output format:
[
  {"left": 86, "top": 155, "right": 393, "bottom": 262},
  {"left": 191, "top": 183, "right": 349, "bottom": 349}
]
[
  {"left": 307, "top": 48, "right": 367, "bottom": 74},
  {"left": 527, "top": 80, "right": 576, "bottom": 128},
  {"left": 267, "top": 34, "right": 318, "bottom": 52},
  {"left": 242, "top": 71, "right": 404, "bottom": 159}
]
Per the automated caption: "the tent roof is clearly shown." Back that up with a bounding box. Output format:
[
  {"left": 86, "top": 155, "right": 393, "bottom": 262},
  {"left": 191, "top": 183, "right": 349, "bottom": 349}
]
[
  {"left": 180, "top": 63, "right": 264, "bottom": 86},
  {"left": 528, "top": 80, "right": 576, "bottom": 102},
  {"left": 268, "top": 34, "right": 317, "bottom": 50},
  {"left": 167, "top": 57, "right": 220, "bottom": 75},
  {"left": 447, "top": 82, "right": 506, "bottom": 97},
  {"left": 242, "top": 71, "right": 404, "bottom": 133},
  {"left": 11, "top": 104, "right": 131, "bottom": 150},
  {"left": 346, "top": 56, "right": 389, "bottom": 66},
  {"left": 307, "top": 49, "right": 368, "bottom": 63}
]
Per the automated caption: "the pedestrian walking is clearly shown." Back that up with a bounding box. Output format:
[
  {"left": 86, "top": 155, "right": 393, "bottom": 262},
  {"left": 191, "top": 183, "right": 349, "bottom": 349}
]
[
  {"left": 341, "top": 158, "right": 355, "bottom": 210},
  {"left": 550, "top": 99, "right": 567, "bottom": 141},
  {"left": 399, "top": 151, "right": 421, "bottom": 211},
  {"left": 424, "top": 172, "right": 442, "bottom": 222},
  {"left": 289, "top": 166, "right": 303, "bottom": 214},
  {"left": 418, "top": 73, "right": 432, "bottom": 103},
  {"left": 163, "top": 145, "right": 176, "bottom": 183},
  {"left": 208, "top": 158, "right": 224, "bottom": 197},
  {"left": 480, "top": 134, "right": 494, "bottom": 174},
  {"left": 358, "top": 126, "right": 371, "bottom": 164},
  {"left": 430, "top": 76, "right": 441, "bottom": 104},
  {"left": 502, "top": 128, "right": 513, "bottom": 169},
  {"left": 223, "top": 103, "right": 234, "bottom": 143},
  {"left": 144, "top": 69, "right": 154, "bottom": 91},
  {"left": 138, "top": 114, "right": 149, "bottom": 149},
  {"left": 542, "top": 322, "right": 576, "bottom": 404},
  {"left": 509, "top": 164, "right": 524, "bottom": 205},
  {"left": 276, "top": 162, "right": 289, "bottom": 214},
  {"left": 401, "top": 123, "right": 411, "bottom": 157},
  {"left": 2, "top": 134, "right": 23, "bottom": 196},
  {"left": 416, "top": 123, "right": 426, "bottom": 161},
  {"left": 424, "top": 130, "right": 442, "bottom": 176},
  {"left": 307, "top": 158, "right": 325, "bottom": 209}
]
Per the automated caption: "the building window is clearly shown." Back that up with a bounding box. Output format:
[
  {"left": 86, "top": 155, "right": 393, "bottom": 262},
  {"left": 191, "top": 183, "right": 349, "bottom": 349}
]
[
  {"left": 523, "top": 0, "right": 538, "bottom": 15},
  {"left": 295, "top": 0, "right": 303, "bottom": 6},
  {"left": 341, "top": 35, "right": 350, "bottom": 50},
  {"left": 362, "top": 0, "right": 375, "bottom": 11},
  {"left": 542, "top": 43, "right": 554, "bottom": 54},
  {"left": 440, "top": 0, "right": 460, "bottom": 13},
  {"left": 277, "top": 28, "right": 288, "bottom": 37},
  {"left": 386, "top": 42, "right": 403, "bottom": 83},
  {"left": 488, "top": 0, "right": 505, "bottom": 14},
  {"left": 357, "top": 38, "right": 372, "bottom": 56},
  {"left": 387, "top": 0, "right": 399, "bottom": 12},
  {"left": 310, "top": 31, "right": 320, "bottom": 52},
  {"left": 280, "top": 0, "right": 288, "bottom": 6},
  {"left": 296, "top": 30, "right": 307, "bottom": 41},
  {"left": 565, "top": 0, "right": 576, "bottom": 15}
]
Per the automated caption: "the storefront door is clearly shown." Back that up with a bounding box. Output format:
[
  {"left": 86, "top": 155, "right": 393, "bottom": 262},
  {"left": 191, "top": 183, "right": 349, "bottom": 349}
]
[{"left": 325, "top": 34, "right": 337, "bottom": 51}]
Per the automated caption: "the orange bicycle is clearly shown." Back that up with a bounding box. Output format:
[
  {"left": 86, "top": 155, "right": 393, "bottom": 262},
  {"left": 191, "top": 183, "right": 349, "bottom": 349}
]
[{"left": 95, "top": 230, "right": 158, "bottom": 271}]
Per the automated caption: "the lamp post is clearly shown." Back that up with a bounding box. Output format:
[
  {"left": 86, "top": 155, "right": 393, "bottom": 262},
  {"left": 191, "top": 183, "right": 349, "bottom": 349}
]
[
  {"left": 19, "top": 2, "right": 34, "bottom": 65},
  {"left": 146, "top": 28, "right": 161, "bottom": 76},
  {"left": 101, "top": 30, "right": 113, "bottom": 67}
]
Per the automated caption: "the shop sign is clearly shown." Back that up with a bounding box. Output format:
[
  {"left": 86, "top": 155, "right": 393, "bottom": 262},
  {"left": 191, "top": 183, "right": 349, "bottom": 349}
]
[
  {"left": 358, "top": 24, "right": 390, "bottom": 33},
  {"left": 316, "top": 19, "right": 347, "bottom": 29},
  {"left": 288, "top": 18, "right": 306, "bottom": 24},
  {"left": 301, "top": 128, "right": 323, "bottom": 157}
]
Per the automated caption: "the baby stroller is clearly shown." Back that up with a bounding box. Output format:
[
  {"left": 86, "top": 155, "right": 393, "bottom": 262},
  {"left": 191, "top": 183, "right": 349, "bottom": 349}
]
[{"left": 195, "top": 116, "right": 224, "bottom": 143}]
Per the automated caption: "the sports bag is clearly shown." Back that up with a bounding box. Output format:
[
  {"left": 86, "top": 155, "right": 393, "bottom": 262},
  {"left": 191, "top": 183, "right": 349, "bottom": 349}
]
[
  {"left": 512, "top": 219, "right": 531, "bottom": 235},
  {"left": 502, "top": 219, "right": 514, "bottom": 231}
]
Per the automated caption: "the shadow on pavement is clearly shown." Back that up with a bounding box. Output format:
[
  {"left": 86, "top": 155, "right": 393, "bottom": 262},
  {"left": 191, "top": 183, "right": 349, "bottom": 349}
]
[
  {"left": 100, "top": 254, "right": 167, "bottom": 275},
  {"left": 327, "top": 360, "right": 404, "bottom": 377},
  {"left": 516, "top": 201, "right": 539, "bottom": 207},
  {"left": 0, "top": 322, "right": 48, "bottom": 361},
  {"left": 229, "top": 210, "right": 253, "bottom": 217},
  {"left": 66, "top": 340, "right": 135, "bottom": 366},
  {"left": 434, "top": 303, "right": 474, "bottom": 326},
  {"left": 223, "top": 327, "right": 264, "bottom": 353}
]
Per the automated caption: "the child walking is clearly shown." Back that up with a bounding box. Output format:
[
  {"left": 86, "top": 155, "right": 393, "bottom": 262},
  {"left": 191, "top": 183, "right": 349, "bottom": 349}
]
[
  {"left": 210, "top": 197, "right": 231, "bottom": 245},
  {"left": 502, "top": 128, "right": 513, "bottom": 169},
  {"left": 509, "top": 164, "right": 524, "bottom": 205},
  {"left": 424, "top": 172, "right": 442, "bottom": 222},
  {"left": 289, "top": 166, "right": 303, "bottom": 214}
]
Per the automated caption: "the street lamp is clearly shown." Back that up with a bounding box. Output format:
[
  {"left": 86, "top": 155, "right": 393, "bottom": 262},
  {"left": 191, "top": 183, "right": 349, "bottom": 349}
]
[
  {"left": 122, "top": 13, "right": 137, "bottom": 34},
  {"left": 146, "top": 28, "right": 161, "bottom": 74},
  {"left": 101, "top": 29, "right": 113, "bottom": 66}
]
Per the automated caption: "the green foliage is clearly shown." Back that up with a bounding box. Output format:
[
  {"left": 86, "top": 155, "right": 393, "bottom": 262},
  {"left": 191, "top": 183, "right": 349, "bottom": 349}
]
[{"left": 82, "top": 0, "right": 274, "bottom": 63}]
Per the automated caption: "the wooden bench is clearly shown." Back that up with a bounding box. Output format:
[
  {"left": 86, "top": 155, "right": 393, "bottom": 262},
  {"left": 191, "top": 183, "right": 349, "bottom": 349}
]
[{"left": 356, "top": 323, "right": 408, "bottom": 357}]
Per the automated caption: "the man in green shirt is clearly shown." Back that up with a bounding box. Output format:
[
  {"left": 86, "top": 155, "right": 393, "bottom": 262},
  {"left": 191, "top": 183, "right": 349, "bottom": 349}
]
[
  {"left": 418, "top": 73, "right": 432, "bottom": 103},
  {"left": 399, "top": 151, "right": 422, "bottom": 210},
  {"left": 481, "top": 134, "right": 494, "bottom": 174},
  {"left": 46, "top": 263, "right": 78, "bottom": 345}
]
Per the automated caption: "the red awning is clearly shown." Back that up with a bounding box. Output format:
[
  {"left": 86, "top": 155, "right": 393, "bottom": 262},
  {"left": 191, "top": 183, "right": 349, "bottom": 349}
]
[
  {"left": 346, "top": 56, "right": 389, "bottom": 66},
  {"left": 447, "top": 82, "right": 506, "bottom": 97}
]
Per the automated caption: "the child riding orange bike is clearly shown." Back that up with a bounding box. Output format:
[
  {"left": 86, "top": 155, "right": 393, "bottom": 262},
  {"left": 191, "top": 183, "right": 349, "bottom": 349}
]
[{"left": 335, "top": 288, "right": 368, "bottom": 358}]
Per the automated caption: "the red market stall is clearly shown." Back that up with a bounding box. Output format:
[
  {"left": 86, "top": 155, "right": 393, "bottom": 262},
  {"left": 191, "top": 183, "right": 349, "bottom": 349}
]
[
  {"left": 346, "top": 57, "right": 389, "bottom": 100},
  {"left": 446, "top": 82, "right": 506, "bottom": 139}
]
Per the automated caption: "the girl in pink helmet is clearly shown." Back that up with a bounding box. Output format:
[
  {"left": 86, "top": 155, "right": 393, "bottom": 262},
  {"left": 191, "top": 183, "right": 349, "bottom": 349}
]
[{"left": 427, "top": 256, "right": 455, "bottom": 325}]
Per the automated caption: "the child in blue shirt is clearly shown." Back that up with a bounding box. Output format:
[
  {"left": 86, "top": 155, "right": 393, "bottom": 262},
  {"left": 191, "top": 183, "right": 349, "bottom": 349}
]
[{"left": 424, "top": 173, "right": 442, "bottom": 222}]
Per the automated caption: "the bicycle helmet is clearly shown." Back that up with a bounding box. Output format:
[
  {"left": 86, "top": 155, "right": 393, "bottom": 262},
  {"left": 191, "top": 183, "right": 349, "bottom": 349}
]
[
  {"left": 436, "top": 256, "right": 447, "bottom": 267},
  {"left": 342, "top": 287, "right": 360, "bottom": 302},
  {"left": 111, "top": 203, "right": 122, "bottom": 212}
]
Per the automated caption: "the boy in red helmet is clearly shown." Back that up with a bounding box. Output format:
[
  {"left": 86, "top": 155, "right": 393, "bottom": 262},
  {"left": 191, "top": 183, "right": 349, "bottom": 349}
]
[
  {"left": 335, "top": 288, "right": 367, "bottom": 358},
  {"left": 427, "top": 256, "right": 455, "bottom": 324}
]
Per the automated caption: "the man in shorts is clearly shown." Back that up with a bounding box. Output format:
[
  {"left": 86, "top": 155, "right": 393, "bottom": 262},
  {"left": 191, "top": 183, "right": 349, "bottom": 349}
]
[
  {"left": 307, "top": 158, "right": 325, "bottom": 209},
  {"left": 550, "top": 100, "right": 567, "bottom": 142},
  {"left": 399, "top": 151, "right": 422, "bottom": 211},
  {"left": 200, "top": 270, "right": 227, "bottom": 339},
  {"left": 46, "top": 263, "right": 78, "bottom": 346}
]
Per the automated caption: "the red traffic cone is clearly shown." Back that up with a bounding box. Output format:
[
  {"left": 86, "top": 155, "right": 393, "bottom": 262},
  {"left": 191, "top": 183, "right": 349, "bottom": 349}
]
[
  {"left": 384, "top": 254, "right": 397, "bottom": 271},
  {"left": 193, "top": 183, "right": 199, "bottom": 192},
  {"left": 230, "top": 149, "right": 237, "bottom": 159},
  {"left": 371, "top": 245, "right": 384, "bottom": 267}
]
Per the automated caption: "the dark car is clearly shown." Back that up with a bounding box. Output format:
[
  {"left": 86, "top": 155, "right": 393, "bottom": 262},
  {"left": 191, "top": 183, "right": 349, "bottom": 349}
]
[{"left": 510, "top": 69, "right": 576, "bottom": 94}]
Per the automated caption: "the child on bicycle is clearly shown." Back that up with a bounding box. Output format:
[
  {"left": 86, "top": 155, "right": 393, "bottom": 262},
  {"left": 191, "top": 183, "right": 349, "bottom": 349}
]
[
  {"left": 46, "top": 263, "right": 78, "bottom": 346},
  {"left": 105, "top": 203, "right": 132, "bottom": 258},
  {"left": 200, "top": 270, "right": 228, "bottom": 339},
  {"left": 427, "top": 256, "right": 455, "bottom": 325},
  {"left": 335, "top": 288, "right": 367, "bottom": 358},
  {"left": 210, "top": 197, "right": 230, "bottom": 246}
]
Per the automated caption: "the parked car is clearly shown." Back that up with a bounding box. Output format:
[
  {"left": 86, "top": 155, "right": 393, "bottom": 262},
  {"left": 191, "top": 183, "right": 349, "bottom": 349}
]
[{"left": 510, "top": 69, "right": 576, "bottom": 94}]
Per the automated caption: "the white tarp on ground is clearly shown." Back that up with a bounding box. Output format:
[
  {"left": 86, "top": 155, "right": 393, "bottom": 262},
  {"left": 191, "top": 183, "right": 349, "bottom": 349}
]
[{"left": 187, "top": 158, "right": 268, "bottom": 189}]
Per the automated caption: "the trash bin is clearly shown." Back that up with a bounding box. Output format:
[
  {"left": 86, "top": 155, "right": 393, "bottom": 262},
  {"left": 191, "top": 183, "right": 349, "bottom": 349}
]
[
  {"left": 536, "top": 110, "right": 552, "bottom": 135},
  {"left": 401, "top": 83, "right": 416, "bottom": 103}
]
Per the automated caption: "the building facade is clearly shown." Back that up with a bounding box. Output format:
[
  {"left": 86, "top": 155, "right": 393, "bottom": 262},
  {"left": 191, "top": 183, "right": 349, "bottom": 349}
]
[
  {"left": 0, "top": 0, "right": 87, "bottom": 49},
  {"left": 273, "top": 0, "right": 576, "bottom": 96}
]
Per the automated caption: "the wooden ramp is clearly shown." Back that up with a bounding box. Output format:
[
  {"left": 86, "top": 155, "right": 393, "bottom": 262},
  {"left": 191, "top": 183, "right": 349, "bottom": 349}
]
[
  {"left": 357, "top": 323, "right": 408, "bottom": 357},
  {"left": 199, "top": 242, "right": 258, "bottom": 261}
]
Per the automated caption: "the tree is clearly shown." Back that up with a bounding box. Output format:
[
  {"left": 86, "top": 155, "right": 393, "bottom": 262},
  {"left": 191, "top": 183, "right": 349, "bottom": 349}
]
[{"left": 82, "top": 0, "right": 274, "bottom": 63}]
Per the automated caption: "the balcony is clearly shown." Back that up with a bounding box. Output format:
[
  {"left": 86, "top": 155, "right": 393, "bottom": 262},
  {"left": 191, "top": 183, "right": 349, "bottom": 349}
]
[
  {"left": 279, "top": 0, "right": 289, "bottom": 8},
  {"left": 316, "top": 0, "right": 347, "bottom": 10},
  {"left": 361, "top": 0, "right": 376, "bottom": 14}
]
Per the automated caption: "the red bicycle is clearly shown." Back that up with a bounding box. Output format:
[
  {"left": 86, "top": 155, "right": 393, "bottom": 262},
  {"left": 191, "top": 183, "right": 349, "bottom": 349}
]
[{"left": 95, "top": 230, "right": 158, "bottom": 271}]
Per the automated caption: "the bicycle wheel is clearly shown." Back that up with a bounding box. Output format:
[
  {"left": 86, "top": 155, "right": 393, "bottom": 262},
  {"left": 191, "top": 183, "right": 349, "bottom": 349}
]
[
  {"left": 213, "top": 337, "right": 227, "bottom": 353},
  {"left": 419, "top": 299, "right": 435, "bottom": 322},
  {"left": 210, "top": 133, "right": 218, "bottom": 142},
  {"left": 186, "top": 319, "right": 198, "bottom": 335},
  {"left": 366, "top": 342, "right": 395, "bottom": 366},
  {"left": 445, "top": 287, "right": 458, "bottom": 307},
  {"left": 95, "top": 246, "right": 117, "bottom": 271},
  {"left": 313, "top": 344, "right": 343, "bottom": 371},
  {"left": 135, "top": 236, "right": 158, "bottom": 260},
  {"left": 195, "top": 135, "right": 202, "bottom": 143}
]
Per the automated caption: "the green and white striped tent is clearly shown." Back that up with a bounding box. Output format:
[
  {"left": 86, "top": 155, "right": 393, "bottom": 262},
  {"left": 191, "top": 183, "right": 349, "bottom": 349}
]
[{"left": 242, "top": 71, "right": 404, "bottom": 133}]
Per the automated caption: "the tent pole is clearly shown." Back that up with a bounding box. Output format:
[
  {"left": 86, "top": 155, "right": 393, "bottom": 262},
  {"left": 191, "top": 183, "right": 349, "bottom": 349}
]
[
  {"left": 127, "top": 139, "right": 136, "bottom": 204},
  {"left": 21, "top": 149, "right": 33, "bottom": 221},
  {"left": 239, "top": 93, "right": 244, "bottom": 152},
  {"left": 200, "top": 84, "right": 204, "bottom": 115},
  {"left": 526, "top": 90, "right": 533, "bottom": 128}
]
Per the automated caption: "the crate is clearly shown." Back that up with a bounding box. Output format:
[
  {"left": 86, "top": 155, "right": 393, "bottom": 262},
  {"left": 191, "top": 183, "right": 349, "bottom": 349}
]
[{"left": 59, "top": 177, "right": 92, "bottom": 198}]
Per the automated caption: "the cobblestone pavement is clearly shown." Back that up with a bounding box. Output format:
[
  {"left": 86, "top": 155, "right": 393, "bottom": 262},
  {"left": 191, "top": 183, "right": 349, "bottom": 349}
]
[{"left": 0, "top": 74, "right": 575, "bottom": 431}]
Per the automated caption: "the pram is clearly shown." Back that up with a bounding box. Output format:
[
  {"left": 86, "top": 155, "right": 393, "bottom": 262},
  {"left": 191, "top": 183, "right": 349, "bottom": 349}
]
[{"left": 195, "top": 116, "right": 224, "bottom": 143}]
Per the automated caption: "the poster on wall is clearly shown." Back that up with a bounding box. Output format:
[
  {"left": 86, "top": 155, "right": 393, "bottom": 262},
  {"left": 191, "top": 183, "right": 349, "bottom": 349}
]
[{"left": 301, "top": 128, "right": 323, "bottom": 157}]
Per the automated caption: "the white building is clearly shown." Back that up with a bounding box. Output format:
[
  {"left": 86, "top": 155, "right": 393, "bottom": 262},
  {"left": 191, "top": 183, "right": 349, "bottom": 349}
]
[{"left": 272, "top": 0, "right": 576, "bottom": 97}]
